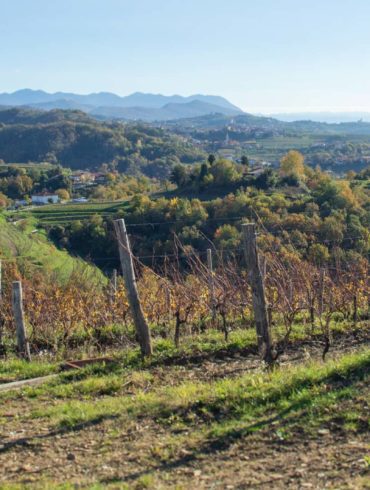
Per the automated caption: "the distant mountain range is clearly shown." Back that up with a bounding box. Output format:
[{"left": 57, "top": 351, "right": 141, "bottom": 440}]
[{"left": 0, "top": 89, "right": 243, "bottom": 121}]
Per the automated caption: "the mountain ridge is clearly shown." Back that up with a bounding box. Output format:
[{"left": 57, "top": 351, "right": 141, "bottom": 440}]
[{"left": 0, "top": 89, "right": 243, "bottom": 121}]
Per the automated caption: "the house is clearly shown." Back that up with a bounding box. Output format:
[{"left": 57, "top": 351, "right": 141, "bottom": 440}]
[
  {"left": 31, "top": 193, "right": 59, "bottom": 205},
  {"left": 91, "top": 172, "right": 108, "bottom": 184},
  {"left": 71, "top": 171, "right": 94, "bottom": 183},
  {"left": 70, "top": 171, "right": 108, "bottom": 190}
]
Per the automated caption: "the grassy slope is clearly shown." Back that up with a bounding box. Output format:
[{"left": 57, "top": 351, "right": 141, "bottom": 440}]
[
  {"left": 0, "top": 214, "right": 105, "bottom": 285},
  {"left": 0, "top": 327, "right": 368, "bottom": 488}
]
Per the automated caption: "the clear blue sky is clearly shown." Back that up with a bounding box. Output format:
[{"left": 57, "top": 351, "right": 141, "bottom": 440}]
[{"left": 1, "top": 0, "right": 370, "bottom": 113}]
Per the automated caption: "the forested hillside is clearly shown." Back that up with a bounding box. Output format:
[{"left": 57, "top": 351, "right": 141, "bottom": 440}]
[{"left": 0, "top": 107, "right": 205, "bottom": 175}]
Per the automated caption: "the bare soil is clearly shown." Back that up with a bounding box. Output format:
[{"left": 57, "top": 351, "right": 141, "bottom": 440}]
[{"left": 0, "top": 329, "right": 369, "bottom": 489}]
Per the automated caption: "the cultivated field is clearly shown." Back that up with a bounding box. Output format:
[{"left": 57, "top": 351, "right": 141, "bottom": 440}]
[{"left": 29, "top": 201, "right": 130, "bottom": 226}]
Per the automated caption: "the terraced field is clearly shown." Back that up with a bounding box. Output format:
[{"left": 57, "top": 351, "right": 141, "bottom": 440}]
[{"left": 29, "top": 200, "right": 131, "bottom": 226}]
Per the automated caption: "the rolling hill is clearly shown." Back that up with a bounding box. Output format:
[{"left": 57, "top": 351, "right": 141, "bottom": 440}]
[
  {"left": 0, "top": 107, "right": 205, "bottom": 172},
  {"left": 91, "top": 99, "right": 242, "bottom": 121}
]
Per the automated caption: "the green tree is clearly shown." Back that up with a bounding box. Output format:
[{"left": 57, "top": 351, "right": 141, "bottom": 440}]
[
  {"left": 254, "top": 168, "right": 278, "bottom": 190},
  {"left": 241, "top": 155, "right": 249, "bottom": 167},
  {"left": 214, "top": 224, "right": 240, "bottom": 249},
  {"left": 170, "top": 165, "right": 188, "bottom": 188},
  {"left": 208, "top": 154, "right": 216, "bottom": 166},
  {"left": 307, "top": 244, "right": 330, "bottom": 266},
  {"left": 210, "top": 159, "right": 240, "bottom": 185}
]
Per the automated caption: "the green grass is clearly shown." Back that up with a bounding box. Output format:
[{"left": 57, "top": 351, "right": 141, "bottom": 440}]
[
  {"left": 1, "top": 319, "right": 366, "bottom": 385},
  {"left": 0, "top": 359, "right": 58, "bottom": 383},
  {"left": 0, "top": 214, "right": 106, "bottom": 285},
  {"left": 0, "top": 327, "right": 255, "bottom": 386},
  {"left": 2, "top": 349, "right": 367, "bottom": 441}
]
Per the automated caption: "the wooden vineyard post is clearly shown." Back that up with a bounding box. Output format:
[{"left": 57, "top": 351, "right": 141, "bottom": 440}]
[
  {"left": 12, "top": 281, "right": 31, "bottom": 361},
  {"left": 164, "top": 281, "right": 172, "bottom": 327},
  {"left": 260, "top": 255, "right": 267, "bottom": 283},
  {"left": 207, "top": 249, "right": 216, "bottom": 322},
  {"left": 112, "top": 268, "right": 117, "bottom": 293},
  {"left": 319, "top": 268, "right": 325, "bottom": 321},
  {"left": 242, "top": 223, "right": 273, "bottom": 365},
  {"left": 110, "top": 268, "right": 117, "bottom": 303},
  {"left": 353, "top": 293, "right": 358, "bottom": 325},
  {"left": 114, "top": 219, "right": 152, "bottom": 357}
]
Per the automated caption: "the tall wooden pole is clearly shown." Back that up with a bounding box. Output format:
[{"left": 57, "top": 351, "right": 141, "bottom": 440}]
[
  {"left": 114, "top": 219, "right": 152, "bottom": 357},
  {"left": 242, "top": 223, "right": 273, "bottom": 365},
  {"left": 12, "top": 281, "right": 31, "bottom": 361},
  {"left": 207, "top": 249, "right": 216, "bottom": 322}
]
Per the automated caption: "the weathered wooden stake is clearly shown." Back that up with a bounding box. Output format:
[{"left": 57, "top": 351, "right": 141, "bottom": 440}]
[
  {"left": 164, "top": 282, "right": 172, "bottom": 326},
  {"left": 206, "top": 249, "right": 216, "bottom": 322},
  {"left": 267, "top": 304, "right": 273, "bottom": 329},
  {"left": 12, "top": 281, "right": 31, "bottom": 361},
  {"left": 260, "top": 255, "right": 267, "bottom": 283},
  {"left": 353, "top": 294, "right": 358, "bottom": 325},
  {"left": 242, "top": 223, "right": 273, "bottom": 365},
  {"left": 319, "top": 268, "right": 325, "bottom": 320},
  {"left": 112, "top": 268, "right": 117, "bottom": 293},
  {"left": 310, "top": 299, "right": 315, "bottom": 330},
  {"left": 114, "top": 219, "right": 152, "bottom": 356}
]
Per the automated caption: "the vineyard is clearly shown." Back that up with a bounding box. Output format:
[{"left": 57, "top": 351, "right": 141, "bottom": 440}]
[
  {"left": 0, "top": 219, "right": 368, "bottom": 360},
  {"left": 23, "top": 200, "right": 130, "bottom": 226},
  {"left": 0, "top": 219, "right": 369, "bottom": 488}
]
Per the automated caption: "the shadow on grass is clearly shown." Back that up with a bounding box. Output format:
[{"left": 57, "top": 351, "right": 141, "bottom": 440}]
[
  {"left": 1, "top": 349, "right": 368, "bottom": 487},
  {"left": 43, "top": 325, "right": 370, "bottom": 386},
  {"left": 0, "top": 414, "right": 119, "bottom": 455},
  {"left": 99, "top": 379, "right": 367, "bottom": 486},
  {"left": 147, "top": 354, "right": 370, "bottom": 425}
]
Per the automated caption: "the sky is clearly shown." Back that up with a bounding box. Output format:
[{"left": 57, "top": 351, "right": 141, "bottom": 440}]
[{"left": 1, "top": 0, "right": 370, "bottom": 113}]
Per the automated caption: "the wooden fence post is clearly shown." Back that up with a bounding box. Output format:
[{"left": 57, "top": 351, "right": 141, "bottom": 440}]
[
  {"left": 12, "top": 281, "right": 31, "bottom": 361},
  {"left": 114, "top": 219, "right": 152, "bottom": 357},
  {"left": 242, "top": 223, "right": 273, "bottom": 365},
  {"left": 207, "top": 249, "right": 216, "bottom": 322}
]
